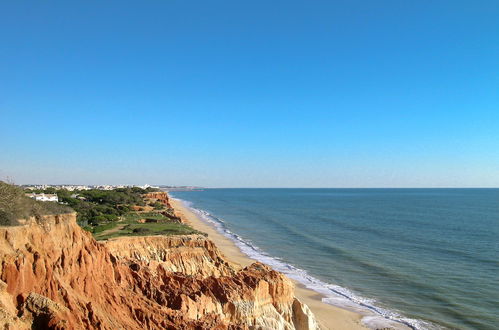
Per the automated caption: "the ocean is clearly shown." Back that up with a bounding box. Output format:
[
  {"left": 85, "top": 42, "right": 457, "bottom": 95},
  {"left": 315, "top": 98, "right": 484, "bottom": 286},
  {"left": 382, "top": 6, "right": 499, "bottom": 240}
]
[{"left": 170, "top": 189, "right": 499, "bottom": 330}]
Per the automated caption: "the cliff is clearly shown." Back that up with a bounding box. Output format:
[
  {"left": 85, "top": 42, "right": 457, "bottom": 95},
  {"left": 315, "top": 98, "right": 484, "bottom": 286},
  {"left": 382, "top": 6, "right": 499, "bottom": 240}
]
[
  {"left": 143, "top": 192, "right": 171, "bottom": 208},
  {"left": 105, "top": 235, "right": 236, "bottom": 277},
  {"left": 143, "top": 191, "right": 182, "bottom": 222},
  {"left": 0, "top": 213, "right": 318, "bottom": 329}
]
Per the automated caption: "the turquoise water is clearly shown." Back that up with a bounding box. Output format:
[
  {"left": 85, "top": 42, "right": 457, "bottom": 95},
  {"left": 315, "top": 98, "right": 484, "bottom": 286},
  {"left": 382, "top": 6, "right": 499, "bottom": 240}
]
[{"left": 170, "top": 189, "right": 499, "bottom": 330}]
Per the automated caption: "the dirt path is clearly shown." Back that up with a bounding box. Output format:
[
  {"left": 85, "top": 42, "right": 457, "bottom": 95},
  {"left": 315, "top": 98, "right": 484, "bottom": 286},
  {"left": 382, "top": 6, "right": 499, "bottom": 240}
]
[{"left": 95, "top": 223, "right": 127, "bottom": 238}]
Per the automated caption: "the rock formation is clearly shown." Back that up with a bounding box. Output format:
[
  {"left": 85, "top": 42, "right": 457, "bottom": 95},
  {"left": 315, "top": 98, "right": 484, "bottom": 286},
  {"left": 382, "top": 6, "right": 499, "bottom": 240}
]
[
  {"left": 105, "top": 235, "right": 236, "bottom": 277},
  {"left": 143, "top": 192, "right": 171, "bottom": 208},
  {"left": 143, "top": 191, "right": 182, "bottom": 222},
  {"left": 0, "top": 213, "right": 318, "bottom": 329}
]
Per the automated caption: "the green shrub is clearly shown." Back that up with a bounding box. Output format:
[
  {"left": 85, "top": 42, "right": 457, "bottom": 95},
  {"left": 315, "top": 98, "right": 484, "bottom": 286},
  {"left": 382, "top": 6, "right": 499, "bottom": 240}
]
[
  {"left": 82, "top": 226, "right": 93, "bottom": 232},
  {"left": 0, "top": 181, "right": 72, "bottom": 226},
  {"left": 149, "top": 201, "right": 164, "bottom": 210},
  {"left": 0, "top": 210, "right": 18, "bottom": 226},
  {"left": 132, "top": 227, "right": 151, "bottom": 234},
  {"left": 92, "top": 222, "right": 117, "bottom": 233}
]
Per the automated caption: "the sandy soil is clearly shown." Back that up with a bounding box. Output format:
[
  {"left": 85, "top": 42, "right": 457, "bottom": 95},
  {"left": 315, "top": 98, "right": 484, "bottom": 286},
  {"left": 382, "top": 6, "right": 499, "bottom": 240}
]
[
  {"left": 170, "top": 198, "right": 368, "bottom": 330},
  {"left": 94, "top": 223, "right": 127, "bottom": 239}
]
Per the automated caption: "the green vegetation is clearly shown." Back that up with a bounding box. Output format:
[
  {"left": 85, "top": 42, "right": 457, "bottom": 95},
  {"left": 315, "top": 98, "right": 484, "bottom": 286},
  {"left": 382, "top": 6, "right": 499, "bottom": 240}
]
[
  {"left": 93, "top": 220, "right": 204, "bottom": 241},
  {"left": 18, "top": 187, "right": 203, "bottom": 240},
  {"left": 122, "top": 212, "right": 166, "bottom": 222},
  {"left": 30, "top": 187, "right": 159, "bottom": 227},
  {"left": 149, "top": 201, "right": 164, "bottom": 210},
  {"left": 0, "top": 181, "right": 72, "bottom": 226},
  {"left": 1, "top": 182, "right": 204, "bottom": 240},
  {"left": 92, "top": 222, "right": 119, "bottom": 234},
  {"left": 92, "top": 210, "right": 204, "bottom": 240}
]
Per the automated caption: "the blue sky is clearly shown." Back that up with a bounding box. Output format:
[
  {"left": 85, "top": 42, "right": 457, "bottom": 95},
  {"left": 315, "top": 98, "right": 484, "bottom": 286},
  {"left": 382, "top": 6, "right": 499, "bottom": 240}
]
[{"left": 1, "top": 1, "right": 498, "bottom": 187}]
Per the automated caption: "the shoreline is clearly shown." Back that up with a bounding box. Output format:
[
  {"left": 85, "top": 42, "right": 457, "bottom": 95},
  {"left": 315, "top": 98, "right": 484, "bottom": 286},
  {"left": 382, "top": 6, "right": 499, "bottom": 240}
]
[{"left": 170, "top": 197, "right": 368, "bottom": 330}]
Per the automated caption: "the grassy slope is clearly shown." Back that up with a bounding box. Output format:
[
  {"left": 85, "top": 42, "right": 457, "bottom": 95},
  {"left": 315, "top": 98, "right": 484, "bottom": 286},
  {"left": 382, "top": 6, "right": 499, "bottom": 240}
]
[{"left": 93, "top": 211, "right": 204, "bottom": 240}]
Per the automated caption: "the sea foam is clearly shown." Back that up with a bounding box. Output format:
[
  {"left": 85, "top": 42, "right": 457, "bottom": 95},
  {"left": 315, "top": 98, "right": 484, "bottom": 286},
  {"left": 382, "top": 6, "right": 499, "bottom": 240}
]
[{"left": 174, "top": 198, "right": 440, "bottom": 330}]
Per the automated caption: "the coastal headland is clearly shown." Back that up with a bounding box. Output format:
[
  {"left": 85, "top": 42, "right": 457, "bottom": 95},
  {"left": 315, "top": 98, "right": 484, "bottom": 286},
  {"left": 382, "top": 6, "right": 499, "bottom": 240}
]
[{"left": 0, "top": 183, "right": 320, "bottom": 329}]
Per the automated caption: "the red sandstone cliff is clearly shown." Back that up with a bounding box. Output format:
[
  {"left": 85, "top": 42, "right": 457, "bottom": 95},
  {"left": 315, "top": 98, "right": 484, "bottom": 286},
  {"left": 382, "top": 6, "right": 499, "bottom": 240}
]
[
  {"left": 143, "top": 191, "right": 182, "bottom": 222},
  {"left": 0, "top": 213, "right": 318, "bottom": 329},
  {"left": 143, "top": 192, "right": 172, "bottom": 208}
]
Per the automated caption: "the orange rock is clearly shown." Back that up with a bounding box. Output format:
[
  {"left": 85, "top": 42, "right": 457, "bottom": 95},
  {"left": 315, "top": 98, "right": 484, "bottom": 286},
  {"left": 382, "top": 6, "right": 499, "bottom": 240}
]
[
  {"left": 0, "top": 213, "right": 318, "bottom": 329},
  {"left": 131, "top": 205, "right": 154, "bottom": 212},
  {"left": 143, "top": 192, "right": 171, "bottom": 207}
]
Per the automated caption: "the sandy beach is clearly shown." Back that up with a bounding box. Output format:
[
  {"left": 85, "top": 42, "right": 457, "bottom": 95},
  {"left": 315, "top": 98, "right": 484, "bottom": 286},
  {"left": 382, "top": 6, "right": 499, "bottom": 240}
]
[{"left": 170, "top": 197, "right": 367, "bottom": 330}]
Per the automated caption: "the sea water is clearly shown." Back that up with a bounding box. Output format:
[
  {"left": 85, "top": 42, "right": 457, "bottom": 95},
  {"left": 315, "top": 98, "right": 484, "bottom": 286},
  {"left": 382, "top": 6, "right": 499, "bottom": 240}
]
[{"left": 170, "top": 189, "right": 499, "bottom": 330}]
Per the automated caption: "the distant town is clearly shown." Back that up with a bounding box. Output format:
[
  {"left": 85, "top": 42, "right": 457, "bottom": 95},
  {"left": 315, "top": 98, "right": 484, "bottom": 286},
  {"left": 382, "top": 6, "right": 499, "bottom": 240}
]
[
  {"left": 21, "top": 184, "right": 203, "bottom": 192},
  {"left": 22, "top": 184, "right": 161, "bottom": 191},
  {"left": 21, "top": 184, "right": 203, "bottom": 204}
]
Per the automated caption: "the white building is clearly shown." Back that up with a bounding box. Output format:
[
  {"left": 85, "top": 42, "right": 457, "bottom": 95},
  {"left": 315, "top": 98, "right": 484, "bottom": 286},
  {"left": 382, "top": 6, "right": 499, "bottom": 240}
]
[{"left": 26, "top": 193, "right": 59, "bottom": 202}]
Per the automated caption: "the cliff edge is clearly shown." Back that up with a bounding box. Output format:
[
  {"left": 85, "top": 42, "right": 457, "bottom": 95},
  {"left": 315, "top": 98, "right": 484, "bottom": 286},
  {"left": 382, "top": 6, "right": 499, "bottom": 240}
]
[{"left": 0, "top": 213, "right": 318, "bottom": 329}]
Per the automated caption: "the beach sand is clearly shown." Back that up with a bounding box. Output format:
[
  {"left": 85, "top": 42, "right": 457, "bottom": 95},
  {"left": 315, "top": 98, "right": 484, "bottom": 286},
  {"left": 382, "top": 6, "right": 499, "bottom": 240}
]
[{"left": 170, "top": 198, "right": 367, "bottom": 330}]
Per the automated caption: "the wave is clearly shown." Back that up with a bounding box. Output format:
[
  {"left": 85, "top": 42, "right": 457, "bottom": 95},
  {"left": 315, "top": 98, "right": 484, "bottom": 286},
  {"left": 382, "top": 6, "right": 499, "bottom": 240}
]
[{"left": 173, "top": 197, "right": 441, "bottom": 330}]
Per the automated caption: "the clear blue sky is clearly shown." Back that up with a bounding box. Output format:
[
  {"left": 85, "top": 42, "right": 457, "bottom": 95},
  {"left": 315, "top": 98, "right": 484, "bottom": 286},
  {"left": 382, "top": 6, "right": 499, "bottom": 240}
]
[{"left": 1, "top": 1, "right": 498, "bottom": 187}]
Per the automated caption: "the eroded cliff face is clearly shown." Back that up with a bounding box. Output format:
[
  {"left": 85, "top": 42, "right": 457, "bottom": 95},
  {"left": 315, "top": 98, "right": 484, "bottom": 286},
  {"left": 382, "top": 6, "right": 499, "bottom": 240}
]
[
  {"left": 0, "top": 213, "right": 318, "bottom": 329},
  {"left": 143, "top": 191, "right": 182, "bottom": 222},
  {"left": 105, "top": 235, "right": 236, "bottom": 277},
  {"left": 143, "top": 192, "right": 171, "bottom": 207}
]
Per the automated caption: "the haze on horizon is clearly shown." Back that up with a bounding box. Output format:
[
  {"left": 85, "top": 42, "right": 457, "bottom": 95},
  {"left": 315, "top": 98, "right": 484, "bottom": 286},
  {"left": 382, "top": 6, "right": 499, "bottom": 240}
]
[{"left": 1, "top": 1, "right": 498, "bottom": 188}]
